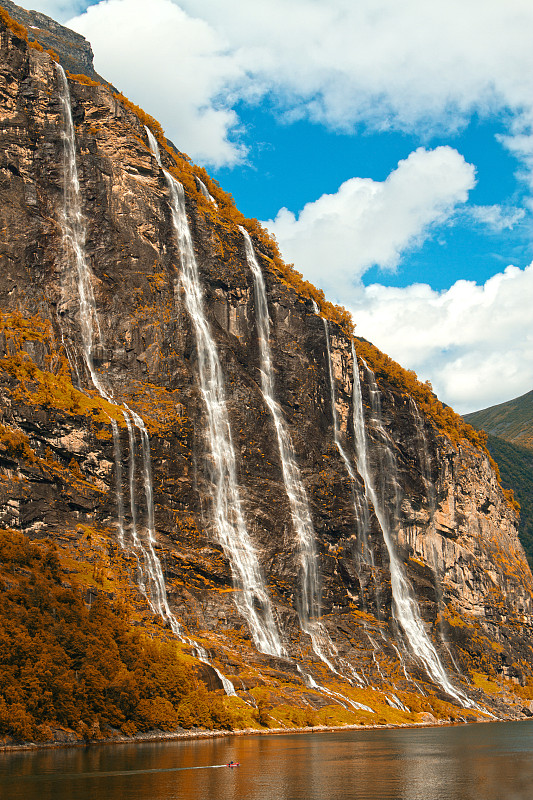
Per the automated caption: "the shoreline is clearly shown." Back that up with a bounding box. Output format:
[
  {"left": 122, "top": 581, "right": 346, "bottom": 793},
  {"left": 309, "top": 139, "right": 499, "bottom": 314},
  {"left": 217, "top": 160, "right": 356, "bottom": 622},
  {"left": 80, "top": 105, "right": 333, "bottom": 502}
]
[{"left": 0, "top": 717, "right": 488, "bottom": 754}]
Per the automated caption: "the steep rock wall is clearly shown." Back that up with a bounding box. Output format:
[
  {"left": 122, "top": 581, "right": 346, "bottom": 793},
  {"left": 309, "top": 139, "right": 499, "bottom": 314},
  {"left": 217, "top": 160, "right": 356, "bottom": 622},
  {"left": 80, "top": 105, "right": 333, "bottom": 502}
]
[{"left": 1, "top": 15, "right": 533, "bottom": 724}]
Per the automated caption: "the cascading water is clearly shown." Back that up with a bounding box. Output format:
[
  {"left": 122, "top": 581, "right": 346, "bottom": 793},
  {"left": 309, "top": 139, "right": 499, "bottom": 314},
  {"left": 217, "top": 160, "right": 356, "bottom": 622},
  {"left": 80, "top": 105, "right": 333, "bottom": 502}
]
[
  {"left": 196, "top": 177, "right": 217, "bottom": 206},
  {"left": 56, "top": 64, "right": 182, "bottom": 636},
  {"left": 111, "top": 418, "right": 125, "bottom": 547},
  {"left": 57, "top": 72, "right": 236, "bottom": 694},
  {"left": 351, "top": 347, "right": 473, "bottom": 707},
  {"left": 241, "top": 229, "right": 362, "bottom": 684},
  {"left": 322, "top": 319, "right": 371, "bottom": 562},
  {"left": 145, "top": 129, "right": 283, "bottom": 658},
  {"left": 409, "top": 399, "right": 462, "bottom": 672}
]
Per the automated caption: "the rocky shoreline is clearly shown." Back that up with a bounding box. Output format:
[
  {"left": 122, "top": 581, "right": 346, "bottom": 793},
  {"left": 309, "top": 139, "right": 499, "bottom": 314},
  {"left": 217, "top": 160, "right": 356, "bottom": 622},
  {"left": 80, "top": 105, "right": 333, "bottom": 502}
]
[{"left": 0, "top": 717, "right": 488, "bottom": 754}]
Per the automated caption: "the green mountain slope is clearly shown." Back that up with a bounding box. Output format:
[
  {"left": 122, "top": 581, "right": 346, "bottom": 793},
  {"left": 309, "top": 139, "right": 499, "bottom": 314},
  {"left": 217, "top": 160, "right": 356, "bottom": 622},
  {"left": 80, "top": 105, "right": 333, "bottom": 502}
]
[
  {"left": 464, "top": 390, "right": 533, "bottom": 450},
  {"left": 485, "top": 435, "right": 533, "bottom": 569}
]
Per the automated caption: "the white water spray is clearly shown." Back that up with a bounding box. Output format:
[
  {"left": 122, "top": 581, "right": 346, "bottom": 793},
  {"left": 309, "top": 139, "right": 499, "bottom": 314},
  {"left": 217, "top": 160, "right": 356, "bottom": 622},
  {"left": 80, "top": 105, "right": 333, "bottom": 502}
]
[
  {"left": 322, "top": 319, "right": 371, "bottom": 561},
  {"left": 196, "top": 177, "right": 217, "bottom": 206},
  {"left": 56, "top": 65, "right": 182, "bottom": 635},
  {"left": 351, "top": 348, "right": 473, "bottom": 707},
  {"left": 242, "top": 229, "right": 357, "bottom": 678},
  {"left": 145, "top": 129, "right": 283, "bottom": 658}
]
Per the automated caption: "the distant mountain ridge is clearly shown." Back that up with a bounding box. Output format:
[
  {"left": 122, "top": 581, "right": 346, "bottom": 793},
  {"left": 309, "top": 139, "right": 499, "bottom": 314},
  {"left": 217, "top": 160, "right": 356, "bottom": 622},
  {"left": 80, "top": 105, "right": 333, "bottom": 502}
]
[
  {"left": 486, "top": 434, "right": 533, "bottom": 568},
  {"left": 464, "top": 390, "right": 533, "bottom": 450},
  {"left": 464, "top": 390, "right": 533, "bottom": 568}
]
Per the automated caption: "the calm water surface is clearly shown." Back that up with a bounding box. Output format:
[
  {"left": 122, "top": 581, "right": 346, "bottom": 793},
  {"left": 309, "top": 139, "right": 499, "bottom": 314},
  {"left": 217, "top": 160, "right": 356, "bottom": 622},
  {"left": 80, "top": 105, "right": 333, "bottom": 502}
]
[{"left": 2, "top": 721, "right": 533, "bottom": 800}]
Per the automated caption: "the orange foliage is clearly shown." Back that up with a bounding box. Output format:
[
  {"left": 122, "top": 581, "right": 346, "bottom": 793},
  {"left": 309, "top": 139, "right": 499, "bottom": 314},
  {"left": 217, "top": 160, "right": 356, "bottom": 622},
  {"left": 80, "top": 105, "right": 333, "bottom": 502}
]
[
  {"left": 0, "top": 530, "right": 234, "bottom": 742},
  {"left": 354, "top": 337, "right": 498, "bottom": 454},
  {"left": 0, "top": 7, "right": 28, "bottom": 41},
  {"left": 67, "top": 72, "right": 100, "bottom": 87},
  {"left": 112, "top": 92, "right": 356, "bottom": 338},
  {"left": 113, "top": 91, "right": 167, "bottom": 150}
]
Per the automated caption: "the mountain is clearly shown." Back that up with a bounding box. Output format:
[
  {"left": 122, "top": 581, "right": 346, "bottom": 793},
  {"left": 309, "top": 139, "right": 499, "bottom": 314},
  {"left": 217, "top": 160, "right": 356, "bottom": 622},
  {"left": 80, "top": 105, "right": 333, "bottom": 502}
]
[
  {"left": 0, "top": 0, "right": 104, "bottom": 82},
  {"left": 485, "top": 435, "right": 533, "bottom": 567},
  {"left": 465, "top": 392, "right": 533, "bottom": 568},
  {"left": 464, "top": 390, "right": 533, "bottom": 451},
  {"left": 2, "top": 4, "right": 533, "bottom": 745}
]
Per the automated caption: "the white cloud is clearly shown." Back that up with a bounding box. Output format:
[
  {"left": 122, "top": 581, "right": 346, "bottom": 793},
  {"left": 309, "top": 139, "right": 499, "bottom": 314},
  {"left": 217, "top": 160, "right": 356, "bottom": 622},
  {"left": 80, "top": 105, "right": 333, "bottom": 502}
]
[
  {"left": 178, "top": 0, "right": 533, "bottom": 130},
  {"left": 350, "top": 264, "right": 533, "bottom": 413},
  {"left": 61, "top": 0, "right": 533, "bottom": 173},
  {"left": 498, "top": 118, "right": 533, "bottom": 207},
  {"left": 68, "top": 0, "right": 246, "bottom": 167},
  {"left": 264, "top": 147, "right": 475, "bottom": 295},
  {"left": 31, "top": 1, "right": 90, "bottom": 20},
  {"left": 469, "top": 204, "right": 525, "bottom": 232}
]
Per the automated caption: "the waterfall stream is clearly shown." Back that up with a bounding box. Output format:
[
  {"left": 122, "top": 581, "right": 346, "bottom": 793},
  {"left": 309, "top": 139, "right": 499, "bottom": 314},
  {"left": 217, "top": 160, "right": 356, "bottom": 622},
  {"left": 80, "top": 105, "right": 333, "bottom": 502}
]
[
  {"left": 56, "top": 64, "right": 183, "bottom": 637},
  {"left": 322, "top": 319, "right": 371, "bottom": 562},
  {"left": 351, "top": 348, "right": 473, "bottom": 707},
  {"left": 409, "top": 399, "right": 462, "bottom": 672},
  {"left": 242, "top": 230, "right": 351, "bottom": 677},
  {"left": 196, "top": 177, "right": 217, "bottom": 206},
  {"left": 145, "top": 130, "right": 283, "bottom": 658},
  {"left": 56, "top": 74, "right": 235, "bottom": 694}
]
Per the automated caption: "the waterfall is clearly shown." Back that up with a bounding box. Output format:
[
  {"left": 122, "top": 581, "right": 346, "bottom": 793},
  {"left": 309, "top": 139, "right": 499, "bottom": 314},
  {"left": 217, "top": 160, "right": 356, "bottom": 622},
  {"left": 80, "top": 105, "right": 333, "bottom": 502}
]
[
  {"left": 351, "top": 347, "right": 473, "bottom": 707},
  {"left": 56, "top": 74, "right": 236, "bottom": 693},
  {"left": 410, "top": 398, "right": 463, "bottom": 672},
  {"left": 322, "top": 319, "right": 371, "bottom": 562},
  {"left": 241, "top": 229, "right": 342, "bottom": 672},
  {"left": 196, "top": 177, "right": 217, "bottom": 206},
  {"left": 145, "top": 129, "right": 283, "bottom": 658},
  {"left": 56, "top": 64, "right": 182, "bottom": 637},
  {"left": 111, "top": 419, "right": 125, "bottom": 547}
]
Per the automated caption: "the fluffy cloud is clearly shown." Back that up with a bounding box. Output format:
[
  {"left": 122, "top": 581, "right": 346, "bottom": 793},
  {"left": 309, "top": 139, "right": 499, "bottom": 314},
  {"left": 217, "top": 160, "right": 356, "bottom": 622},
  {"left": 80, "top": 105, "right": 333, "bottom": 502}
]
[
  {"left": 69, "top": 0, "right": 246, "bottom": 167},
  {"left": 499, "top": 122, "right": 533, "bottom": 206},
  {"left": 469, "top": 205, "right": 525, "bottom": 232},
  {"left": 177, "top": 0, "right": 533, "bottom": 132},
  {"left": 265, "top": 147, "right": 475, "bottom": 295},
  {"left": 63, "top": 0, "right": 533, "bottom": 171},
  {"left": 30, "top": 1, "right": 93, "bottom": 20},
  {"left": 350, "top": 264, "right": 533, "bottom": 413}
]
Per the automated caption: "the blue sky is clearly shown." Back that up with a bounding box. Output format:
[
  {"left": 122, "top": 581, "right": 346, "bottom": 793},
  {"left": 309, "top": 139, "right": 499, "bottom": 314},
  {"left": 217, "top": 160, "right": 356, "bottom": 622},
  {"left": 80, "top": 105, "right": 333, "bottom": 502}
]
[{"left": 32, "top": 0, "right": 533, "bottom": 413}]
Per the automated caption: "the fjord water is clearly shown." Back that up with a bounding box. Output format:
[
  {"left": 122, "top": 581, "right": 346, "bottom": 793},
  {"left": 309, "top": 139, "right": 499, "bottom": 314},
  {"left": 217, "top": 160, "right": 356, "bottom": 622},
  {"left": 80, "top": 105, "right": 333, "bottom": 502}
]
[{"left": 3, "top": 723, "right": 533, "bottom": 800}]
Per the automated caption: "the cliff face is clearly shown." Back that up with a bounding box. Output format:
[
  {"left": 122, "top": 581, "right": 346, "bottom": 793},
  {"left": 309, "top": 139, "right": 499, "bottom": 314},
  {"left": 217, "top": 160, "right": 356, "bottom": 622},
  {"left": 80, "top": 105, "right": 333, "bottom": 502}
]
[
  {"left": 0, "top": 0, "right": 102, "bottom": 80},
  {"left": 2, "top": 13, "right": 533, "bottom": 731}
]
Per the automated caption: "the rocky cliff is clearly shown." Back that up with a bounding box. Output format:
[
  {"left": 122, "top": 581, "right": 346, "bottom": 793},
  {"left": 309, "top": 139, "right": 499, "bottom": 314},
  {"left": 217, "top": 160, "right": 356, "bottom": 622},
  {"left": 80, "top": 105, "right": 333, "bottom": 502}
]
[{"left": 1, "top": 7, "right": 533, "bottom": 740}]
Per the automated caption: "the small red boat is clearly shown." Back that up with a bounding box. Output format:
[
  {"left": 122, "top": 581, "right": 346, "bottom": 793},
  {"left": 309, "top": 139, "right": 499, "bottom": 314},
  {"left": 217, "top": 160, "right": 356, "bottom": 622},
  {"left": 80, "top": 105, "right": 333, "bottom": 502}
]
[{"left": 227, "top": 761, "right": 240, "bottom": 768}]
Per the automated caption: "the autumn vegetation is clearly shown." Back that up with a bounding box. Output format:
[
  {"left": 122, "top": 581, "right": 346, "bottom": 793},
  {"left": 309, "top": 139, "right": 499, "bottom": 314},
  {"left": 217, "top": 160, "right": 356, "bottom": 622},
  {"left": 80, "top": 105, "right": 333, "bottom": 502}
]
[
  {"left": 113, "top": 94, "right": 508, "bottom": 476},
  {"left": 0, "top": 6, "right": 28, "bottom": 41},
  {"left": 0, "top": 529, "right": 233, "bottom": 742}
]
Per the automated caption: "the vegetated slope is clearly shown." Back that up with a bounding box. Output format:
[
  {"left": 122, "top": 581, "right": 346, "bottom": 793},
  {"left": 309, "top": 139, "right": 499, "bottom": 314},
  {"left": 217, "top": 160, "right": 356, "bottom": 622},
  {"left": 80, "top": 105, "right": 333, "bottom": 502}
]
[
  {"left": 0, "top": 529, "right": 237, "bottom": 742},
  {"left": 464, "top": 390, "right": 533, "bottom": 450},
  {"left": 2, "top": 2, "right": 533, "bottom": 745},
  {"left": 485, "top": 434, "right": 533, "bottom": 569}
]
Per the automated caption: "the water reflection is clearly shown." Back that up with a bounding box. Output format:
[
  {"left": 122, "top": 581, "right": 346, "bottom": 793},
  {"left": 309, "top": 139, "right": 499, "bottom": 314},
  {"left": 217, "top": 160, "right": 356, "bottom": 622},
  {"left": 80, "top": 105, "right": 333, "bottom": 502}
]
[{"left": 2, "top": 722, "right": 533, "bottom": 799}]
